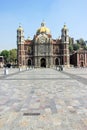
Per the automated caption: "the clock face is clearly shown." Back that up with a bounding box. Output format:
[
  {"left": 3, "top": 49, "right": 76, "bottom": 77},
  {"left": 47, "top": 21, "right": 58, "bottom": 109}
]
[{"left": 39, "top": 36, "right": 46, "bottom": 43}]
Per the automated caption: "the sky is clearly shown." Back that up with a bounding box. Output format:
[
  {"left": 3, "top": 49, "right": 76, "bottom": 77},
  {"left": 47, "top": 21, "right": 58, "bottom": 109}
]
[{"left": 0, "top": 0, "right": 87, "bottom": 51}]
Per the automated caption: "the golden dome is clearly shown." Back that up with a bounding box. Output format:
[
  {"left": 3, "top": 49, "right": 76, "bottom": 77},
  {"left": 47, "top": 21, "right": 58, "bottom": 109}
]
[{"left": 36, "top": 22, "right": 51, "bottom": 34}]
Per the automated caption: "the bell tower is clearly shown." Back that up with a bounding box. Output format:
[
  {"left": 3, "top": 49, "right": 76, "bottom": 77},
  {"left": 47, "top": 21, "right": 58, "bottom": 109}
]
[
  {"left": 17, "top": 25, "right": 25, "bottom": 66},
  {"left": 61, "top": 24, "right": 70, "bottom": 67}
]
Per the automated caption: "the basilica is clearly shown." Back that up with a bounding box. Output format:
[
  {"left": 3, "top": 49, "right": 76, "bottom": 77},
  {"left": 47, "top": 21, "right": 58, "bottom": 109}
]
[{"left": 17, "top": 22, "right": 70, "bottom": 68}]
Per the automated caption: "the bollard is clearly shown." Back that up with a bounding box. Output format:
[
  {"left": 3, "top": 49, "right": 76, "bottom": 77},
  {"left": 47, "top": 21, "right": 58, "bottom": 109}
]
[
  {"left": 19, "top": 67, "right": 22, "bottom": 72},
  {"left": 26, "top": 67, "right": 29, "bottom": 70},
  {"left": 4, "top": 68, "right": 8, "bottom": 75}
]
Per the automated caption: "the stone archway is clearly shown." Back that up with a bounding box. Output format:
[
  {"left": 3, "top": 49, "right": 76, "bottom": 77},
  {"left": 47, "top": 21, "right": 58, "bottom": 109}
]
[
  {"left": 55, "top": 58, "right": 59, "bottom": 65},
  {"left": 40, "top": 58, "right": 46, "bottom": 67},
  {"left": 80, "top": 62, "right": 84, "bottom": 67},
  {"left": 28, "top": 59, "right": 32, "bottom": 66}
]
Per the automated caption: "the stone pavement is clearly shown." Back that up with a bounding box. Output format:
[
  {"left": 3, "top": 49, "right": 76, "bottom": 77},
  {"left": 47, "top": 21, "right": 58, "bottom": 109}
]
[{"left": 0, "top": 68, "right": 87, "bottom": 130}]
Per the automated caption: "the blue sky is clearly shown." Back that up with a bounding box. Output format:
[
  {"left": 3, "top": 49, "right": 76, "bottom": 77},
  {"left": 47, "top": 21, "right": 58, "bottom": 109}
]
[{"left": 0, "top": 0, "right": 87, "bottom": 50}]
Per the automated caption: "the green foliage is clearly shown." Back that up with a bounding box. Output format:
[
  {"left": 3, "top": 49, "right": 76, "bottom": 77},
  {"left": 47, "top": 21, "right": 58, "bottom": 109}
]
[
  {"left": 73, "top": 44, "right": 80, "bottom": 51},
  {"left": 69, "top": 44, "right": 73, "bottom": 52},
  {"left": 9, "top": 49, "right": 17, "bottom": 63},
  {"left": 84, "top": 46, "right": 87, "bottom": 50},
  {"left": 69, "top": 37, "right": 74, "bottom": 45},
  {"left": 76, "top": 38, "right": 86, "bottom": 48},
  {"left": 0, "top": 50, "right": 10, "bottom": 63},
  {"left": 69, "top": 38, "right": 87, "bottom": 53},
  {"left": 0, "top": 49, "right": 17, "bottom": 64}
]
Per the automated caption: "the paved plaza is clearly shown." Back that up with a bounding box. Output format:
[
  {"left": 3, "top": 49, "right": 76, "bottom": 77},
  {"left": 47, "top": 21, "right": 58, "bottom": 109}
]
[{"left": 0, "top": 67, "right": 87, "bottom": 130}]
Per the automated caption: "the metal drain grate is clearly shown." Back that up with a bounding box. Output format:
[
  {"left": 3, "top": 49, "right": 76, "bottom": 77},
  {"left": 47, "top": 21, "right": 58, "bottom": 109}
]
[{"left": 23, "top": 113, "right": 40, "bottom": 116}]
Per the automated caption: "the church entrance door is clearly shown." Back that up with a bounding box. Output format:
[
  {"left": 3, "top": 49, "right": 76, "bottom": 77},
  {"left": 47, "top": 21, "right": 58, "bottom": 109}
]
[
  {"left": 55, "top": 58, "right": 59, "bottom": 65},
  {"left": 80, "top": 62, "right": 84, "bottom": 67},
  {"left": 41, "top": 58, "right": 46, "bottom": 67},
  {"left": 28, "top": 59, "right": 31, "bottom": 66}
]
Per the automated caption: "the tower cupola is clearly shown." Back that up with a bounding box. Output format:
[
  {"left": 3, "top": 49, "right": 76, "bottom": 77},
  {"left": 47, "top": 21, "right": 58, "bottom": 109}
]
[
  {"left": 61, "top": 24, "right": 69, "bottom": 43},
  {"left": 17, "top": 25, "right": 24, "bottom": 44}
]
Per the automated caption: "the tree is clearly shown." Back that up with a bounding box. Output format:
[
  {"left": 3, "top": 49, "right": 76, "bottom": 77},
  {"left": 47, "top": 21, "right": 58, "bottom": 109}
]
[
  {"left": 0, "top": 49, "right": 17, "bottom": 64},
  {"left": 76, "top": 38, "right": 86, "bottom": 48},
  {"left": 9, "top": 49, "right": 17, "bottom": 63},
  {"left": 0, "top": 50, "right": 10, "bottom": 63},
  {"left": 73, "top": 43, "right": 80, "bottom": 51},
  {"left": 69, "top": 37, "right": 74, "bottom": 45},
  {"left": 84, "top": 46, "right": 87, "bottom": 50},
  {"left": 69, "top": 44, "right": 73, "bottom": 53}
]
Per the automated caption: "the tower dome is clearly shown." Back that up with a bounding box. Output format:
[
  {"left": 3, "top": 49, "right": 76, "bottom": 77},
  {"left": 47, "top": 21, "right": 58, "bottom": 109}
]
[
  {"left": 17, "top": 25, "right": 24, "bottom": 31},
  {"left": 36, "top": 21, "right": 51, "bottom": 35},
  {"left": 62, "top": 24, "right": 68, "bottom": 31}
]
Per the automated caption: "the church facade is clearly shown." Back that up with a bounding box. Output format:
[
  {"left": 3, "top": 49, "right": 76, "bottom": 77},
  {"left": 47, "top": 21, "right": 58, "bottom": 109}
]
[{"left": 17, "top": 22, "right": 70, "bottom": 68}]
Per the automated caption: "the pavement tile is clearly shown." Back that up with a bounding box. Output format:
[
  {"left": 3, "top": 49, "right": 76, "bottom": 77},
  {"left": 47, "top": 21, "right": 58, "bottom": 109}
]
[{"left": 0, "top": 68, "right": 87, "bottom": 129}]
